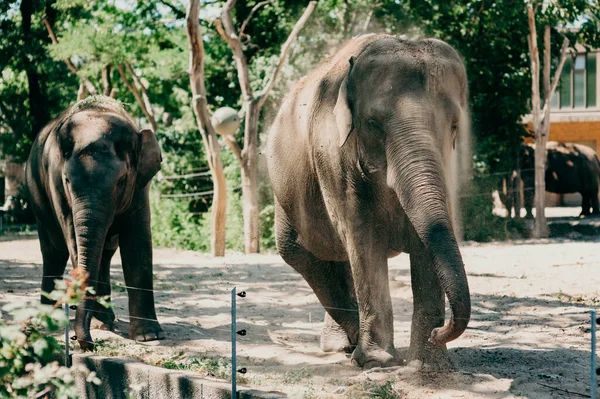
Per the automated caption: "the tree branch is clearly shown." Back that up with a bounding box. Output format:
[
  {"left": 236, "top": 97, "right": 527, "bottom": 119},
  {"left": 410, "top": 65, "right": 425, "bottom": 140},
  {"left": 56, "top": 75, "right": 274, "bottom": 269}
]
[
  {"left": 223, "top": 135, "right": 243, "bottom": 164},
  {"left": 218, "top": 0, "right": 253, "bottom": 100},
  {"left": 42, "top": 14, "right": 97, "bottom": 95},
  {"left": 542, "top": 26, "right": 551, "bottom": 104},
  {"left": 77, "top": 83, "right": 87, "bottom": 100},
  {"left": 541, "top": 36, "right": 570, "bottom": 125},
  {"left": 465, "top": 0, "right": 485, "bottom": 38},
  {"left": 117, "top": 64, "right": 157, "bottom": 131},
  {"left": 157, "top": 0, "right": 186, "bottom": 19},
  {"left": 125, "top": 61, "right": 154, "bottom": 124},
  {"left": 526, "top": 5, "right": 540, "bottom": 133},
  {"left": 362, "top": 9, "right": 374, "bottom": 32},
  {"left": 256, "top": 1, "right": 316, "bottom": 108},
  {"left": 101, "top": 64, "right": 112, "bottom": 96},
  {"left": 239, "top": 0, "right": 271, "bottom": 38}
]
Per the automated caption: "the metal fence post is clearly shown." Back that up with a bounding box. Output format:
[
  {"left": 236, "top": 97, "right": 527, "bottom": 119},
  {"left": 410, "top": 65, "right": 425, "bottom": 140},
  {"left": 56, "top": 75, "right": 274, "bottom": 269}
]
[
  {"left": 231, "top": 287, "right": 237, "bottom": 398},
  {"left": 65, "top": 302, "right": 70, "bottom": 367},
  {"left": 592, "top": 311, "right": 597, "bottom": 399}
]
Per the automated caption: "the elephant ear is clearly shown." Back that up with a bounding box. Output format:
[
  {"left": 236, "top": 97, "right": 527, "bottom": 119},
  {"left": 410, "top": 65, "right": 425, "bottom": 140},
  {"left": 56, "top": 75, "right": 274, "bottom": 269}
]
[
  {"left": 136, "top": 129, "right": 162, "bottom": 190},
  {"left": 334, "top": 57, "right": 355, "bottom": 147}
]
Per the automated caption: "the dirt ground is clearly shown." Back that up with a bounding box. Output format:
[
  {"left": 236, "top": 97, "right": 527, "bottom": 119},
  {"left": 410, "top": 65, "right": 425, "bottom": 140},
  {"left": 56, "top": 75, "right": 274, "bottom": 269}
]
[{"left": 1, "top": 233, "right": 599, "bottom": 399}]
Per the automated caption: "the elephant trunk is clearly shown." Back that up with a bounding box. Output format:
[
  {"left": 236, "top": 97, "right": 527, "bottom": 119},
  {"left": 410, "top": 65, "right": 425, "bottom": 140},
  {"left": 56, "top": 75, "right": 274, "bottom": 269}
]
[
  {"left": 386, "top": 122, "right": 471, "bottom": 346},
  {"left": 72, "top": 194, "right": 112, "bottom": 348}
]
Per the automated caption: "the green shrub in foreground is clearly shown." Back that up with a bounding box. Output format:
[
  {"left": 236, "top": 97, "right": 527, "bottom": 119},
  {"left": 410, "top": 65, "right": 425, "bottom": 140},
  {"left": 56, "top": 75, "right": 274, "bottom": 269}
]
[{"left": 0, "top": 270, "right": 101, "bottom": 398}]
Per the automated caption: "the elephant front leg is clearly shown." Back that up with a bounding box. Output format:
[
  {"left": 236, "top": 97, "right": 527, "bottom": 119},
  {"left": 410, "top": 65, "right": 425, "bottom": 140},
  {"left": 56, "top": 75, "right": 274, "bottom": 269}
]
[
  {"left": 92, "top": 237, "right": 118, "bottom": 329},
  {"left": 407, "top": 235, "right": 454, "bottom": 370},
  {"left": 347, "top": 237, "right": 399, "bottom": 369},
  {"left": 118, "top": 206, "right": 164, "bottom": 342},
  {"left": 38, "top": 226, "right": 69, "bottom": 305}
]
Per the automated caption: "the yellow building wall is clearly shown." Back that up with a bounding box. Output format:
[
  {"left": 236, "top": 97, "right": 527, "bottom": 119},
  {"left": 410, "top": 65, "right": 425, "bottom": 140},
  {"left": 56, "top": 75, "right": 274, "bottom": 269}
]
[{"left": 547, "top": 121, "right": 600, "bottom": 151}]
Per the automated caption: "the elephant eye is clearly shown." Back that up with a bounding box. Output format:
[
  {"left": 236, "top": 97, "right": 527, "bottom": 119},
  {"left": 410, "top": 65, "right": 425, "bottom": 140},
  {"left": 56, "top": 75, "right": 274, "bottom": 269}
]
[
  {"left": 367, "top": 118, "right": 383, "bottom": 134},
  {"left": 451, "top": 118, "right": 459, "bottom": 136}
]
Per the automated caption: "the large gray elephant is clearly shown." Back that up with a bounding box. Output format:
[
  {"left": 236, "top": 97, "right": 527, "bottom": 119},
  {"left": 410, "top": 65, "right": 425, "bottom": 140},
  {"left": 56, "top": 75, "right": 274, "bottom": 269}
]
[
  {"left": 267, "top": 34, "right": 471, "bottom": 369},
  {"left": 26, "top": 96, "right": 164, "bottom": 349},
  {"left": 520, "top": 142, "right": 600, "bottom": 217}
]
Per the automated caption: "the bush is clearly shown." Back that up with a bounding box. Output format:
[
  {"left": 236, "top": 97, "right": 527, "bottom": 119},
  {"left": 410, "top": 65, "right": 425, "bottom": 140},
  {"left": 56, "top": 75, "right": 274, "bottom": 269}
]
[
  {"left": 0, "top": 269, "right": 101, "bottom": 398},
  {"left": 461, "top": 174, "right": 528, "bottom": 242},
  {"left": 151, "top": 128, "right": 278, "bottom": 253}
]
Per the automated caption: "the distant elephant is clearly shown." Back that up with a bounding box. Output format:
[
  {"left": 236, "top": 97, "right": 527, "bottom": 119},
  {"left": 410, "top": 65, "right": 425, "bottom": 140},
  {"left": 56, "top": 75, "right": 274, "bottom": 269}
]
[
  {"left": 520, "top": 142, "right": 600, "bottom": 217},
  {"left": 26, "top": 96, "right": 164, "bottom": 349},
  {"left": 267, "top": 34, "right": 471, "bottom": 369},
  {"left": 497, "top": 170, "right": 520, "bottom": 218}
]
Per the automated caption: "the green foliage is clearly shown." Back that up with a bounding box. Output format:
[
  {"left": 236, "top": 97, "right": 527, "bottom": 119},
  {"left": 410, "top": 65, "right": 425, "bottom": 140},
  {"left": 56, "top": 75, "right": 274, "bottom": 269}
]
[
  {"left": 0, "top": 0, "right": 77, "bottom": 162},
  {"left": 368, "top": 379, "right": 402, "bottom": 399},
  {"left": 0, "top": 270, "right": 102, "bottom": 398},
  {"left": 2, "top": 0, "right": 598, "bottom": 249},
  {"left": 461, "top": 169, "right": 528, "bottom": 242},
  {"left": 156, "top": 356, "right": 237, "bottom": 382}
]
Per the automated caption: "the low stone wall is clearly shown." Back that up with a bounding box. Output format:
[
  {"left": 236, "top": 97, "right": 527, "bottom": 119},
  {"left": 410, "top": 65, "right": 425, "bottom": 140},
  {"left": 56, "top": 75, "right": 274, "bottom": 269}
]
[{"left": 69, "top": 354, "right": 286, "bottom": 399}]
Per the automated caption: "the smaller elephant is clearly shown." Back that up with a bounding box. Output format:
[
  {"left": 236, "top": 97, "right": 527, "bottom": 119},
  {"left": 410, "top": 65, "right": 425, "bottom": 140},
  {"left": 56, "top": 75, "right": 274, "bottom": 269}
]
[
  {"left": 26, "top": 96, "right": 164, "bottom": 349},
  {"left": 520, "top": 142, "right": 600, "bottom": 217}
]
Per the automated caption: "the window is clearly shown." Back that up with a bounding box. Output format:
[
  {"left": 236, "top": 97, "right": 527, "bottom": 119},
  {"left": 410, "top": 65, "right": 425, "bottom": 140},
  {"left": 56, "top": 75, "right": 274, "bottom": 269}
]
[
  {"left": 573, "top": 54, "right": 585, "bottom": 107},
  {"left": 588, "top": 53, "right": 597, "bottom": 108},
  {"left": 559, "top": 57, "right": 572, "bottom": 108},
  {"left": 552, "top": 52, "right": 598, "bottom": 109}
]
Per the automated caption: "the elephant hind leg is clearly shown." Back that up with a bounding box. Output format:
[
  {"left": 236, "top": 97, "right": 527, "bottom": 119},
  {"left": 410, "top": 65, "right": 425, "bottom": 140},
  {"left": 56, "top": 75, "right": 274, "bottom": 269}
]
[
  {"left": 590, "top": 193, "right": 600, "bottom": 215},
  {"left": 580, "top": 194, "right": 592, "bottom": 217},
  {"left": 275, "top": 202, "right": 358, "bottom": 352}
]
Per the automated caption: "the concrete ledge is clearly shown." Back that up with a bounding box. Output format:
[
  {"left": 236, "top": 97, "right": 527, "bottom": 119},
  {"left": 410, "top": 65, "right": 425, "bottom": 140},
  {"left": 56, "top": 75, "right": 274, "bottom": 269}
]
[{"left": 70, "top": 354, "right": 286, "bottom": 399}]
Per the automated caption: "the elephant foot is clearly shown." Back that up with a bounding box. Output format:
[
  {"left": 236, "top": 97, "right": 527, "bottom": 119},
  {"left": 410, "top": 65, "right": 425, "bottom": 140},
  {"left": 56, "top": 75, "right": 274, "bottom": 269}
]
[
  {"left": 128, "top": 318, "right": 165, "bottom": 342},
  {"left": 74, "top": 323, "right": 95, "bottom": 351},
  {"left": 351, "top": 345, "right": 404, "bottom": 369},
  {"left": 407, "top": 342, "right": 454, "bottom": 372},
  {"left": 320, "top": 315, "right": 355, "bottom": 353},
  {"left": 40, "top": 294, "right": 56, "bottom": 306},
  {"left": 92, "top": 302, "right": 115, "bottom": 330}
]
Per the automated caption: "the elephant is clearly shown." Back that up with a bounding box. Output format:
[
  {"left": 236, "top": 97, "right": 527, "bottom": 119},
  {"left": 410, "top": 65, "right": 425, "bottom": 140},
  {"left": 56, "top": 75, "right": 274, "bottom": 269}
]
[
  {"left": 497, "top": 170, "right": 520, "bottom": 218},
  {"left": 25, "top": 96, "right": 164, "bottom": 349},
  {"left": 267, "top": 34, "right": 471, "bottom": 369},
  {"left": 520, "top": 142, "right": 600, "bottom": 217}
]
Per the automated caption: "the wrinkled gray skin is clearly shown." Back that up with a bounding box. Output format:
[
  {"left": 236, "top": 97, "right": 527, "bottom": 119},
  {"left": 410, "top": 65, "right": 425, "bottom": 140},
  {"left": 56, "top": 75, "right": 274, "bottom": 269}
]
[
  {"left": 26, "top": 96, "right": 164, "bottom": 349},
  {"left": 267, "top": 35, "right": 471, "bottom": 369},
  {"left": 520, "top": 142, "right": 600, "bottom": 217}
]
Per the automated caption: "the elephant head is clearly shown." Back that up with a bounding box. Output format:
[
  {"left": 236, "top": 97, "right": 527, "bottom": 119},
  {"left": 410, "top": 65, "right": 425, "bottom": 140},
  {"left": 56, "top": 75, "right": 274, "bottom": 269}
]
[
  {"left": 57, "top": 101, "right": 161, "bottom": 346},
  {"left": 334, "top": 37, "right": 471, "bottom": 346}
]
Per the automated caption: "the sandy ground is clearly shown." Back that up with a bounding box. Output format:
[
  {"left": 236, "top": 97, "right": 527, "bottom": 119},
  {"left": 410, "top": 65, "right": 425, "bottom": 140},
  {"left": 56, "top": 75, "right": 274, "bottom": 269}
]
[{"left": 1, "top": 233, "right": 599, "bottom": 399}]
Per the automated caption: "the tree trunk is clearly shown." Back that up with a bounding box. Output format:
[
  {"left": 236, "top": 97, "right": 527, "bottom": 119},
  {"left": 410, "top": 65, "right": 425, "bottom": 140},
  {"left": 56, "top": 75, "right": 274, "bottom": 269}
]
[
  {"left": 241, "top": 101, "right": 260, "bottom": 253},
  {"left": 527, "top": 7, "right": 569, "bottom": 237},
  {"left": 527, "top": 6, "right": 547, "bottom": 238},
  {"left": 186, "top": 0, "right": 227, "bottom": 257},
  {"left": 534, "top": 132, "right": 549, "bottom": 237},
  {"left": 102, "top": 65, "right": 112, "bottom": 96},
  {"left": 118, "top": 64, "right": 157, "bottom": 132},
  {"left": 21, "top": 0, "right": 50, "bottom": 140},
  {"left": 217, "top": 1, "right": 316, "bottom": 254}
]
